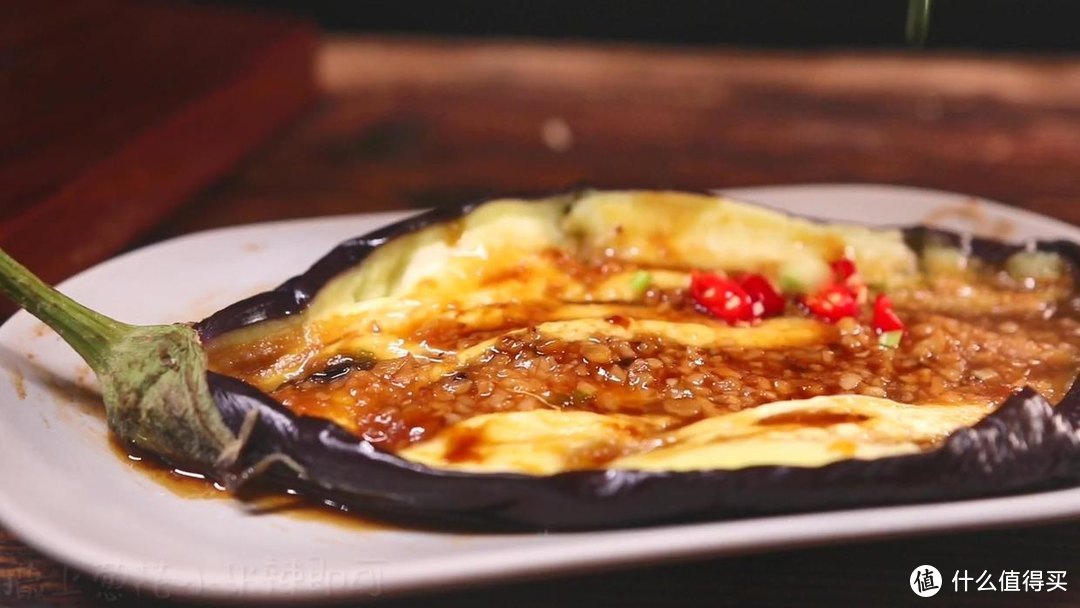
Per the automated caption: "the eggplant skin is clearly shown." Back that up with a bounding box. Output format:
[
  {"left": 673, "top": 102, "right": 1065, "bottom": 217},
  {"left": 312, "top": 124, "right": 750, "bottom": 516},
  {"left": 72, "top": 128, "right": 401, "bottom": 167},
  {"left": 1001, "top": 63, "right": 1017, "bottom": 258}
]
[
  {"left": 196, "top": 203, "right": 485, "bottom": 342},
  {"left": 197, "top": 200, "right": 1080, "bottom": 531}
]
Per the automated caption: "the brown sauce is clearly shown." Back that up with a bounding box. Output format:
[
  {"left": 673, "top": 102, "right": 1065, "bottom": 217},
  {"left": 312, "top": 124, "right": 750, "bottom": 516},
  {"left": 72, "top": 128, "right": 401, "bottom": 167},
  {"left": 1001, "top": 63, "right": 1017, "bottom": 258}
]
[
  {"left": 109, "top": 438, "right": 392, "bottom": 532},
  {"left": 210, "top": 250, "right": 1080, "bottom": 469},
  {"left": 758, "top": 410, "right": 872, "bottom": 427},
  {"left": 272, "top": 303, "right": 1080, "bottom": 458},
  {"left": 9, "top": 365, "right": 26, "bottom": 399},
  {"left": 443, "top": 426, "right": 486, "bottom": 463}
]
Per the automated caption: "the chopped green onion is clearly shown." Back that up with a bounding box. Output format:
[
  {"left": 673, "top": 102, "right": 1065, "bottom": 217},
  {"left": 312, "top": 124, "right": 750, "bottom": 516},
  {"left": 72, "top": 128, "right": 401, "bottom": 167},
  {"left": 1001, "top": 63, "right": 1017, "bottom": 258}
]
[
  {"left": 571, "top": 389, "right": 596, "bottom": 405},
  {"left": 922, "top": 246, "right": 970, "bottom": 277},
  {"left": 1005, "top": 251, "right": 1064, "bottom": 283},
  {"left": 778, "top": 257, "right": 831, "bottom": 294},
  {"left": 879, "top": 330, "right": 903, "bottom": 349},
  {"left": 630, "top": 270, "right": 652, "bottom": 297}
]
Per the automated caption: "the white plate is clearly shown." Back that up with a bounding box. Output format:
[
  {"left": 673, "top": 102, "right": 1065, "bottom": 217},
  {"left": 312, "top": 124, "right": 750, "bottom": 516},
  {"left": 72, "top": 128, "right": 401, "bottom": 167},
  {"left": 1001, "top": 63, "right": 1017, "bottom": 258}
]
[{"left": 0, "top": 184, "right": 1078, "bottom": 603}]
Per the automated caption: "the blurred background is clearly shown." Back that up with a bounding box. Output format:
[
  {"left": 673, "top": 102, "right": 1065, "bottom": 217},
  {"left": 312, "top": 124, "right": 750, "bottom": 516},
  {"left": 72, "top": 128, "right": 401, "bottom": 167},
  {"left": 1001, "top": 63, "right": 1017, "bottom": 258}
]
[
  {"left": 205, "top": 0, "right": 1080, "bottom": 50},
  {"left": 3, "top": 0, "right": 1079, "bottom": 289}
]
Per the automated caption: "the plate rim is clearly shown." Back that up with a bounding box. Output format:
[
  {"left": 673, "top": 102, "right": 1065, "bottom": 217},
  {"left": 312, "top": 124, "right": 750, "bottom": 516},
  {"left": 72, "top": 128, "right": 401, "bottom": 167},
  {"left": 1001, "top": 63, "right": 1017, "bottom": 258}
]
[{"left": 1, "top": 183, "right": 1078, "bottom": 603}]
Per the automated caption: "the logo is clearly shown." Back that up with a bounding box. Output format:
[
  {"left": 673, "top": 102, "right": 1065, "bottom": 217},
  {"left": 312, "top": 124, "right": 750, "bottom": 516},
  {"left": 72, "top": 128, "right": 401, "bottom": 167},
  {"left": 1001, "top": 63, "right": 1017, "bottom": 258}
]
[{"left": 911, "top": 565, "right": 943, "bottom": 597}]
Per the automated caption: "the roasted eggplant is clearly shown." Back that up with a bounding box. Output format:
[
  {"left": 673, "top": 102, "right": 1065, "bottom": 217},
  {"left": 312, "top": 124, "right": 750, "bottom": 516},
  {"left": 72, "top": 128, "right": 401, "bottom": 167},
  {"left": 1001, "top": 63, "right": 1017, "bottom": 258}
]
[{"left": 2, "top": 190, "right": 1079, "bottom": 530}]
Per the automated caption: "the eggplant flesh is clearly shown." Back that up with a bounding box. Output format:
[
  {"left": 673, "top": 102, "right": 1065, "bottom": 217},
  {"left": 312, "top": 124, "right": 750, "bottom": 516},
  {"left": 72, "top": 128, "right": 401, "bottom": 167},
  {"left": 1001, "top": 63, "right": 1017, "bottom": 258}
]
[{"left": 195, "top": 190, "right": 1080, "bottom": 530}]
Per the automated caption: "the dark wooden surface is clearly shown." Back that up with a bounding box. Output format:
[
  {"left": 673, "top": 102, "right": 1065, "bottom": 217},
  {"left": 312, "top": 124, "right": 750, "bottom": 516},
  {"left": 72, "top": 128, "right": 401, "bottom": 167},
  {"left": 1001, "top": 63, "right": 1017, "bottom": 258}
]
[
  {"left": 155, "top": 37, "right": 1080, "bottom": 234},
  {"left": 0, "top": 0, "right": 316, "bottom": 301},
  {"left": 4, "top": 36, "right": 1080, "bottom": 607}
]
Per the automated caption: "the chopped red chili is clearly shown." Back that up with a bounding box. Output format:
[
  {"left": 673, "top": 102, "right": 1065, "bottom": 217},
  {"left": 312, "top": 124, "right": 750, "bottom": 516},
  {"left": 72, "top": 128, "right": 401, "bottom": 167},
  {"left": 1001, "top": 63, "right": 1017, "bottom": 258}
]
[
  {"left": 831, "top": 257, "right": 867, "bottom": 303},
  {"left": 738, "top": 273, "right": 786, "bottom": 318},
  {"left": 803, "top": 283, "right": 859, "bottom": 323},
  {"left": 689, "top": 271, "right": 754, "bottom": 323},
  {"left": 831, "top": 258, "right": 858, "bottom": 282},
  {"left": 872, "top": 294, "right": 905, "bottom": 334}
]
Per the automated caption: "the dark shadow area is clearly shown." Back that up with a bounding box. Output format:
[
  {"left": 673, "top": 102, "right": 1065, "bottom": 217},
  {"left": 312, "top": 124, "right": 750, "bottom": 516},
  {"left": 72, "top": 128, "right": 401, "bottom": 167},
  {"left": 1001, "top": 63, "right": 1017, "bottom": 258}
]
[{"left": 194, "top": 0, "right": 1079, "bottom": 50}]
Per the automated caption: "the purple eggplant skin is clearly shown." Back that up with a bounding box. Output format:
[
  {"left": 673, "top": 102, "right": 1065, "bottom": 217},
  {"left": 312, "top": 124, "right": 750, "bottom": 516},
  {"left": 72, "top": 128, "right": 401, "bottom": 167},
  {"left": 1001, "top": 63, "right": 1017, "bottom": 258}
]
[
  {"left": 197, "top": 202, "right": 1080, "bottom": 531},
  {"left": 196, "top": 203, "right": 486, "bottom": 342}
]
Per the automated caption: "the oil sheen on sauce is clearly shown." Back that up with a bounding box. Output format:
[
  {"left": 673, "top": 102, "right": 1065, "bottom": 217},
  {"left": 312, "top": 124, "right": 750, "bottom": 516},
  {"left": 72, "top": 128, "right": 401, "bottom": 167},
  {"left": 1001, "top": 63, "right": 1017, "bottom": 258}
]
[{"left": 109, "top": 438, "right": 391, "bottom": 532}]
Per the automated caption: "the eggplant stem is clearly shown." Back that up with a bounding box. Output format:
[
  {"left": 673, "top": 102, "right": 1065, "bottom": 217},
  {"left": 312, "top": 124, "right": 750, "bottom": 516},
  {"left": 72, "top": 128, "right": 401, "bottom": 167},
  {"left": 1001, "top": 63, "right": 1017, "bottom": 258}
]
[
  {"left": 0, "top": 248, "right": 238, "bottom": 470},
  {"left": 0, "top": 249, "right": 132, "bottom": 371}
]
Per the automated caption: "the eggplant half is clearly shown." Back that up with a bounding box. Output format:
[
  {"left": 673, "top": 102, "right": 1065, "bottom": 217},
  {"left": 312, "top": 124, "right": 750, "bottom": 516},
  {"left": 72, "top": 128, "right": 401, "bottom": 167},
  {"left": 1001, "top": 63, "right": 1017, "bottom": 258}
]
[{"left": 3, "top": 190, "right": 1079, "bottom": 530}]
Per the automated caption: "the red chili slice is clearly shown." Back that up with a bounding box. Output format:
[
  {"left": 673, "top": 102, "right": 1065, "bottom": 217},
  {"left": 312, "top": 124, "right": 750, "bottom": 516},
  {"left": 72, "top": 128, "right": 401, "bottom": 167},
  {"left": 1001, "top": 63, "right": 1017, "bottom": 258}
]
[
  {"left": 831, "top": 258, "right": 858, "bottom": 282},
  {"left": 689, "top": 272, "right": 754, "bottom": 324},
  {"left": 831, "top": 257, "right": 868, "bottom": 304},
  {"left": 738, "top": 273, "right": 785, "bottom": 318},
  {"left": 872, "top": 294, "right": 905, "bottom": 334},
  {"left": 803, "top": 283, "right": 859, "bottom": 323}
]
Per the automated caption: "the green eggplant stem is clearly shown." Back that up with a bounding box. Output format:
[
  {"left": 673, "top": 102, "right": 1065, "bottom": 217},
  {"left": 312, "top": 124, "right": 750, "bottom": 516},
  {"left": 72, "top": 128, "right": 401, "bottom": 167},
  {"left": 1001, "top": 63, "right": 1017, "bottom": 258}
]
[
  {"left": 0, "top": 249, "right": 132, "bottom": 370},
  {"left": 0, "top": 248, "right": 237, "bottom": 471}
]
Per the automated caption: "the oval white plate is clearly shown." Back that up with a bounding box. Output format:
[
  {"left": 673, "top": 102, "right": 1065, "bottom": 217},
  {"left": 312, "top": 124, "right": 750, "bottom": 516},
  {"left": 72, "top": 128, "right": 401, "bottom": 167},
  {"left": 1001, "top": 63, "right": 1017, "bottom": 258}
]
[{"left": 0, "top": 184, "right": 1078, "bottom": 603}]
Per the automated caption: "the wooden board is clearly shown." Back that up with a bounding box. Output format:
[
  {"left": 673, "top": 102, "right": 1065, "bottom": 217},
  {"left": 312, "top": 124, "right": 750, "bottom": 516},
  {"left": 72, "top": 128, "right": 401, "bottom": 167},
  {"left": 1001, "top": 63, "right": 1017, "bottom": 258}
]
[
  {"left": 0, "top": 0, "right": 317, "bottom": 290},
  {"left": 158, "top": 36, "right": 1080, "bottom": 233}
]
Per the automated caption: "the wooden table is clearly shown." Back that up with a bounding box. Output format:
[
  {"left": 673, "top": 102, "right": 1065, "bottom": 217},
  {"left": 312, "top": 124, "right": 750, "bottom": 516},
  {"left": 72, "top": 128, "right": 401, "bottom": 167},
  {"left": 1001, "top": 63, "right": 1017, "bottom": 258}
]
[{"left": 3, "top": 36, "right": 1080, "bottom": 607}]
